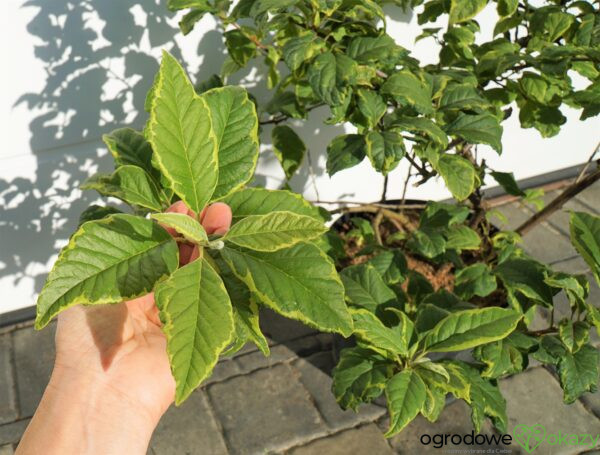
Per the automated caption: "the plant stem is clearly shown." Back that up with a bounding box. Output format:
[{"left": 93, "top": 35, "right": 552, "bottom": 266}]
[
  {"left": 381, "top": 175, "right": 389, "bottom": 202},
  {"left": 516, "top": 165, "right": 600, "bottom": 236}
]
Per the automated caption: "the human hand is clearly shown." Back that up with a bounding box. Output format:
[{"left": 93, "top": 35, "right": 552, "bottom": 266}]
[{"left": 17, "top": 201, "right": 232, "bottom": 455}]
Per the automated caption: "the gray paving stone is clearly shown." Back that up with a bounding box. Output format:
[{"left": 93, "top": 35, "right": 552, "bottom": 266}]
[
  {"left": 381, "top": 399, "right": 504, "bottom": 454},
  {"left": 500, "top": 367, "right": 600, "bottom": 455},
  {"left": 234, "top": 343, "right": 296, "bottom": 374},
  {"left": 580, "top": 389, "right": 600, "bottom": 420},
  {"left": 204, "top": 358, "right": 242, "bottom": 386},
  {"left": 293, "top": 352, "right": 386, "bottom": 432},
  {"left": 13, "top": 323, "right": 56, "bottom": 418},
  {"left": 286, "top": 424, "right": 393, "bottom": 455},
  {"left": 0, "top": 444, "right": 14, "bottom": 455},
  {"left": 259, "top": 309, "right": 317, "bottom": 343},
  {"left": 207, "top": 363, "right": 324, "bottom": 454},
  {"left": 0, "top": 335, "right": 17, "bottom": 424},
  {"left": 493, "top": 201, "right": 531, "bottom": 231},
  {"left": 0, "top": 419, "right": 29, "bottom": 446},
  {"left": 552, "top": 256, "right": 590, "bottom": 274},
  {"left": 150, "top": 390, "right": 228, "bottom": 455},
  {"left": 574, "top": 181, "right": 600, "bottom": 214}
]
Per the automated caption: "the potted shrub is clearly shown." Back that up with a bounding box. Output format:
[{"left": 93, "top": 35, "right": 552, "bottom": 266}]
[{"left": 36, "top": 0, "right": 600, "bottom": 440}]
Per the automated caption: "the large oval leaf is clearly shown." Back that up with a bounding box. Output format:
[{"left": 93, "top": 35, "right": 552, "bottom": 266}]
[
  {"left": 35, "top": 214, "right": 179, "bottom": 328},
  {"left": 220, "top": 242, "right": 353, "bottom": 336},
  {"left": 570, "top": 211, "right": 600, "bottom": 286},
  {"left": 155, "top": 258, "right": 234, "bottom": 404},
  {"left": 147, "top": 50, "right": 218, "bottom": 213},
  {"left": 350, "top": 308, "right": 409, "bottom": 357},
  {"left": 422, "top": 307, "right": 522, "bottom": 353},
  {"left": 220, "top": 187, "right": 324, "bottom": 223},
  {"left": 385, "top": 369, "right": 427, "bottom": 436},
  {"left": 203, "top": 86, "right": 259, "bottom": 199},
  {"left": 222, "top": 212, "right": 326, "bottom": 251}
]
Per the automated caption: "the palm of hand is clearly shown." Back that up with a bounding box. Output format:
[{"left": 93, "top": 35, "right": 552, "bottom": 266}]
[{"left": 53, "top": 202, "right": 232, "bottom": 422}]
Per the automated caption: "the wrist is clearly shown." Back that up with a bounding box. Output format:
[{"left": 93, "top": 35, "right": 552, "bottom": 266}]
[{"left": 18, "top": 363, "right": 158, "bottom": 455}]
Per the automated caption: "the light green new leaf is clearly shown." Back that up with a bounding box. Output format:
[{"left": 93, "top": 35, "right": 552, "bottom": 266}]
[
  {"left": 332, "top": 347, "right": 393, "bottom": 410},
  {"left": 436, "top": 154, "right": 476, "bottom": 201},
  {"left": 449, "top": 0, "right": 488, "bottom": 24},
  {"left": 351, "top": 308, "right": 409, "bottom": 356},
  {"left": 221, "top": 187, "right": 324, "bottom": 224},
  {"left": 222, "top": 212, "right": 326, "bottom": 251},
  {"left": 556, "top": 344, "right": 599, "bottom": 404},
  {"left": 385, "top": 369, "right": 427, "bottom": 436},
  {"left": 220, "top": 242, "right": 353, "bottom": 336},
  {"left": 103, "top": 128, "right": 159, "bottom": 182},
  {"left": 340, "top": 264, "right": 397, "bottom": 312},
  {"left": 155, "top": 258, "right": 234, "bottom": 404},
  {"left": 570, "top": 212, "right": 600, "bottom": 286},
  {"left": 272, "top": 125, "right": 306, "bottom": 179},
  {"left": 151, "top": 213, "right": 208, "bottom": 244},
  {"left": 382, "top": 71, "right": 433, "bottom": 114},
  {"left": 148, "top": 50, "right": 218, "bottom": 214},
  {"left": 326, "top": 134, "right": 366, "bottom": 176},
  {"left": 422, "top": 307, "right": 522, "bottom": 353},
  {"left": 81, "top": 165, "right": 166, "bottom": 212},
  {"left": 445, "top": 113, "right": 503, "bottom": 153},
  {"left": 203, "top": 86, "right": 259, "bottom": 199},
  {"left": 35, "top": 214, "right": 179, "bottom": 329}
]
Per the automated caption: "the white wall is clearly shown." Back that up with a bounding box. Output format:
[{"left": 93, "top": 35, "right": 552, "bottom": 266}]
[{"left": 1, "top": 0, "right": 598, "bottom": 314}]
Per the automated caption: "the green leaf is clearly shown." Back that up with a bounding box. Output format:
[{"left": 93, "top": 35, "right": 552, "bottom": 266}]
[
  {"left": 224, "top": 29, "right": 256, "bottom": 66},
  {"left": 436, "top": 154, "right": 476, "bottom": 201},
  {"left": 249, "top": 0, "right": 297, "bottom": 17},
  {"left": 494, "top": 258, "right": 555, "bottom": 307},
  {"left": 497, "top": 0, "right": 517, "bottom": 17},
  {"left": 231, "top": 299, "right": 270, "bottom": 356},
  {"left": 222, "top": 212, "right": 326, "bottom": 251},
  {"left": 385, "top": 369, "right": 427, "bottom": 436},
  {"left": 454, "top": 263, "right": 497, "bottom": 300},
  {"left": 272, "top": 125, "right": 306, "bottom": 179},
  {"left": 357, "top": 90, "right": 387, "bottom": 128},
  {"left": 340, "top": 264, "right": 397, "bottom": 312},
  {"left": 391, "top": 117, "right": 448, "bottom": 148},
  {"left": 422, "top": 307, "right": 522, "bottom": 353},
  {"left": 167, "top": 0, "right": 211, "bottom": 11},
  {"left": 449, "top": 0, "right": 488, "bottom": 24},
  {"left": 103, "top": 128, "right": 159, "bottom": 182},
  {"left": 421, "top": 385, "right": 446, "bottom": 422},
  {"left": 367, "top": 249, "right": 407, "bottom": 285},
  {"left": 408, "top": 229, "right": 446, "bottom": 259},
  {"left": 203, "top": 86, "right": 259, "bottom": 199},
  {"left": 221, "top": 187, "right": 324, "bottom": 224},
  {"left": 220, "top": 242, "right": 353, "bottom": 336},
  {"left": 570, "top": 212, "right": 600, "bottom": 286},
  {"left": 351, "top": 308, "right": 409, "bottom": 356},
  {"left": 148, "top": 51, "right": 218, "bottom": 214},
  {"left": 155, "top": 258, "right": 234, "bottom": 404},
  {"left": 382, "top": 71, "right": 433, "bottom": 114},
  {"left": 557, "top": 344, "right": 599, "bottom": 403},
  {"left": 35, "top": 214, "right": 179, "bottom": 329},
  {"left": 81, "top": 165, "right": 166, "bottom": 212},
  {"left": 473, "top": 339, "right": 525, "bottom": 379},
  {"left": 282, "top": 33, "right": 323, "bottom": 71},
  {"left": 445, "top": 225, "right": 481, "bottom": 251},
  {"left": 308, "top": 51, "right": 341, "bottom": 105},
  {"left": 178, "top": 9, "right": 211, "bottom": 35},
  {"left": 490, "top": 171, "right": 525, "bottom": 197},
  {"left": 78, "top": 205, "right": 123, "bottom": 227},
  {"left": 346, "top": 35, "right": 403, "bottom": 65},
  {"left": 151, "top": 213, "right": 208, "bottom": 244},
  {"left": 439, "top": 84, "right": 488, "bottom": 111},
  {"left": 445, "top": 113, "right": 503, "bottom": 153},
  {"left": 326, "top": 134, "right": 366, "bottom": 176},
  {"left": 332, "top": 347, "right": 392, "bottom": 410}
]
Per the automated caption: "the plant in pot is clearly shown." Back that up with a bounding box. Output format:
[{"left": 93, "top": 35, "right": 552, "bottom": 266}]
[{"left": 164, "top": 0, "right": 600, "bottom": 438}]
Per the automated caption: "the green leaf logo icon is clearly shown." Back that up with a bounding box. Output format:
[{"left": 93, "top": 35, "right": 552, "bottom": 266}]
[{"left": 513, "top": 425, "right": 546, "bottom": 453}]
